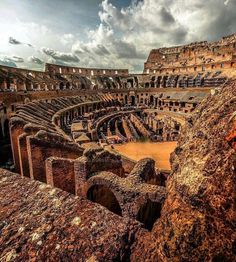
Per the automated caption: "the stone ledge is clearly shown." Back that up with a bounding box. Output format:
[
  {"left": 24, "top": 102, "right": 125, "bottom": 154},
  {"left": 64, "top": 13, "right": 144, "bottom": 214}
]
[{"left": 0, "top": 169, "right": 142, "bottom": 261}]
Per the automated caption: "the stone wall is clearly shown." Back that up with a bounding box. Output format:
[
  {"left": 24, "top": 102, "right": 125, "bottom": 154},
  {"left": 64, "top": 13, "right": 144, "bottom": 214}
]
[
  {"left": 131, "top": 79, "right": 236, "bottom": 261},
  {"left": 144, "top": 33, "right": 236, "bottom": 76}
]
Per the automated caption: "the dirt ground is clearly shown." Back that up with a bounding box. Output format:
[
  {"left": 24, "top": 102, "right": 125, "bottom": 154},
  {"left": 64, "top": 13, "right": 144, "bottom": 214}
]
[{"left": 114, "top": 141, "right": 177, "bottom": 170}]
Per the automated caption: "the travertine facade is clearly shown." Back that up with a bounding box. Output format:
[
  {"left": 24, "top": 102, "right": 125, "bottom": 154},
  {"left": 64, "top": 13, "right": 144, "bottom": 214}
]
[{"left": 144, "top": 33, "right": 236, "bottom": 76}]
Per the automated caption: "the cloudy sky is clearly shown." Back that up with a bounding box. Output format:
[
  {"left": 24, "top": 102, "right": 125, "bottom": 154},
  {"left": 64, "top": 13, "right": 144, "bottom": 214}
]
[{"left": 0, "top": 0, "right": 236, "bottom": 72}]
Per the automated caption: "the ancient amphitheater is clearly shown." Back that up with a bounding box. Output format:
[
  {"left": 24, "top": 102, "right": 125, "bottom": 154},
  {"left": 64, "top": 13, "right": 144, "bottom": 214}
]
[{"left": 0, "top": 34, "right": 235, "bottom": 261}]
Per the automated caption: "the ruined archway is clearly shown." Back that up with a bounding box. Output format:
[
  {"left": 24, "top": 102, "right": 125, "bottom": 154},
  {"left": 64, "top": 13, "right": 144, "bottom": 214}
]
[
  {"left": 137, "top": 199, "right": 162, "bottom": 231},
  {"left": 66, "top": 82, "right": 70, "bottom": 89},
  {"left": 87, "top": 185, "right": 122, "bottom": 216},
  {"left": 3, "top": 119, "right": 9, "bottom": 140},
  {"left": 0, "top": 121, "right": 3, "bottom": 140},
  {"left": 59, "top": 82, "right": 64, "bottom": 90},
  {"left": 124, "top": 95, "right": 128, "bottom": 105},
  {"left": 150, "top": 95, "right": 154, "bottom": 105},
  {"left": 131, "top": 95, "right": 135, "bottom": 106}
]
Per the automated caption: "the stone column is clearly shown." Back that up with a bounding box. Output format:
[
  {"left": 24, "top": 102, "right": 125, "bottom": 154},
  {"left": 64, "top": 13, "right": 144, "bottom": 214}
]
[
  {"left": 46, "top": 157, "right": 76, "bottom": 194},
  {"left": 74, "top": 157, "right": 90, "bottom": 197},
  {"left": 18, "top": 133, "right": 30, "bottom": 177},
  {"left": 10, "top": 118, "right": 26, "bottom": 174}
]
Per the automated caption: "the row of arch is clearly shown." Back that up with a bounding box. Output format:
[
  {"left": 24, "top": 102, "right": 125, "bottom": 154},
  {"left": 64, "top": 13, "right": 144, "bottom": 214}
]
[{"left": 117, "top": 94, "right": 155, "bottom": 106}]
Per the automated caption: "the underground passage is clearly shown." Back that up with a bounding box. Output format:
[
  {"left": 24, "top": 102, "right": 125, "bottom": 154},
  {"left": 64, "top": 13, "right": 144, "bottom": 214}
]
[
  {"left": 137, "top": 199, "right": 162, "bottom": 231},
  {"left": 87, "top": 185, "right": 122, "bottom": 216}
]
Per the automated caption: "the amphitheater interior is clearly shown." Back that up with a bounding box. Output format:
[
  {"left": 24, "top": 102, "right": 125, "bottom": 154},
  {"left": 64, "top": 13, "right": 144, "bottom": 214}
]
[{"left": 0, "top": 34, "right": 235, "bottom": 261}]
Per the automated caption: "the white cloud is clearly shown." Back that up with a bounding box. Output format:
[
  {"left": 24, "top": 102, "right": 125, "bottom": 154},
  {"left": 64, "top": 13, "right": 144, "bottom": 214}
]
[
  {"left": 1, "top": 0, "right": 236, "bottom": 72},
  {"left": 41, "top": 47, "right": 80, "bottom": 63},
  {"left": 61, "top": 34, "right": 75, "bottom": 45}
]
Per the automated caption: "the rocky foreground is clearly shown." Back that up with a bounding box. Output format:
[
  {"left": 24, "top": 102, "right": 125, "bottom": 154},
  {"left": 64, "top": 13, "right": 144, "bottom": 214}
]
[{"left": 131, "top": 82, "right": 236, "bottom": 261}]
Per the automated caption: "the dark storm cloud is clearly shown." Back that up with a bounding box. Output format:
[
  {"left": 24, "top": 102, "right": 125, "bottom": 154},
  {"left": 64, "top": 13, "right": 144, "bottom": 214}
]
[
  {"left": 41, "top": 47, "right": 80, "bottom": 63},
  {"left": 160, "top": 7, "right": 175, "bottom": 25},
  {"left": 29, "top": 56, "right": 44, "bottom": 65},
  {"left": 9, "top": 37, "right": 33, "bottom": 47},
  {"left": 9, "top": 37, "right": 22, "bottom": 45},
  {"left": 11, "top": 56, "right": 24, "bottom": 63},
  {"left": 172, "top": 28, "right": 188, "bottom": 44},
  {"left": 199, "top": 0, "right": 236, "bottom": 41},
  {"left": 113, "top": 40, "right": 146, "bottom": 59},
  {"left": 94, "top": 44, "right": 110, "bottom": 56},
  {"left": 73, "top": 43, "right": 110, "bottom": 56}
]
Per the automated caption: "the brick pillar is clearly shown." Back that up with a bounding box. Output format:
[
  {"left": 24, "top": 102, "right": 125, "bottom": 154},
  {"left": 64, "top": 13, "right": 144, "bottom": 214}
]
[
  {"left": 74, "top": 157, "right": 89, "bottom": 197},
  {"left": 18, "top": 133, "right": 30, "bottom": 177},
  {"left": 3, "top": 80, "right": 7, "bottom": 90},
  {"left": 46, "top": 157, "right": 76, "bottom": 194},
  {"left": 10, "top": 119, "right": 25, "bottom": 173},
  {"left": 27, "top": 136, "right": 82, "bottom": 183}
]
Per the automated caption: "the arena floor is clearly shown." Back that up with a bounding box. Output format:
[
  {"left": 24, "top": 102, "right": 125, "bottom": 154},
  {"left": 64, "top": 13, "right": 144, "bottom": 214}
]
[{"left": 114, "top": 141, "right": 177, "bottom": 170}]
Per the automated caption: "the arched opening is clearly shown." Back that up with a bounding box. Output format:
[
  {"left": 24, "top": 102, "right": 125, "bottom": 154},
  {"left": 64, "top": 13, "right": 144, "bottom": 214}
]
[
  {"left": 59, "top": 82, "right": 64, "bottom": 90},
  {"left": 137, "top": 199, "right": 162, "bottom": 231},
  {"left": 124, "top": 95, "right": 128, "bottom": 105},
  {"left": 131, "top": 95, "right": 135, "bottom": 106},
  {"left": 3, "top": 119, "right": 10, "bottom": 141},
  {"left": 0, "top": 119, "right": 13, "bottom": 168},
  {"left": 66, "top": 82, "right": 70, "bottom": 89},
  {"left": 127, "top": 79, "right": 134, "bottom": 88},
  {"left": 0, "top": 122, "right": 3, "bottom": 140},
  {"left": 150, "top": 95, "right": 154, "bottom": 105},
  {"left": 155, "top": 98, "right": 158, "bottom": 107},
  {"left": 87, "top": 185, "right": 122, "bottom": 216}
]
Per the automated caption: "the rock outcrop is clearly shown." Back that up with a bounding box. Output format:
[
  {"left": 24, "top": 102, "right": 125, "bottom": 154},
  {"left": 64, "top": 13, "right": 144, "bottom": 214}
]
[{"left": 131, "top": 81, "right": 236, "bottom": 261}]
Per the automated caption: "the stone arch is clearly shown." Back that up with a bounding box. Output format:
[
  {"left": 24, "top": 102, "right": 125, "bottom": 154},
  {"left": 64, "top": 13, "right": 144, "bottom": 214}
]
[
  {"left": 87, "top": 185, "right": 122, "bottom": 216},
  {"left": 3, "top": 119, "right": 10, "bottom": 139},
  {"left": 130, "top": 95, "right": 135, "bottom": 106},
  {"left": 155, "top": 97, "right": 158, "bottom": 107},
  {"left": 66, "top": 82, "right": 70, "bottom": 89},
  {"left": 124, "top": 95, "right": 128, "bottom": 105},
  {"left": 59, "top": 82, "right": 64, "bottom": 90},
  {"left": 150, "top": 95, "right": 154, "bottom": 105},
  {"left": 136, "top": 199, "right": 162, "bottom": 231},
  {"left": 0, "top": 120, "right": 3, "bottom": 140}
]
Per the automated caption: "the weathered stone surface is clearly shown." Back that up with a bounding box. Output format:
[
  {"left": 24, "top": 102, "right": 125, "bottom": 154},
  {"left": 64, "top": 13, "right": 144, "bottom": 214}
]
[
  {"left": 0, "top": 169, "right": 142, "bottom": 261},
  {"left": 131, "top": 82, "right": 236, "bottom": 261},
  {"left": 0, "top": 33, "right": 236, "bottom": 261}
]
